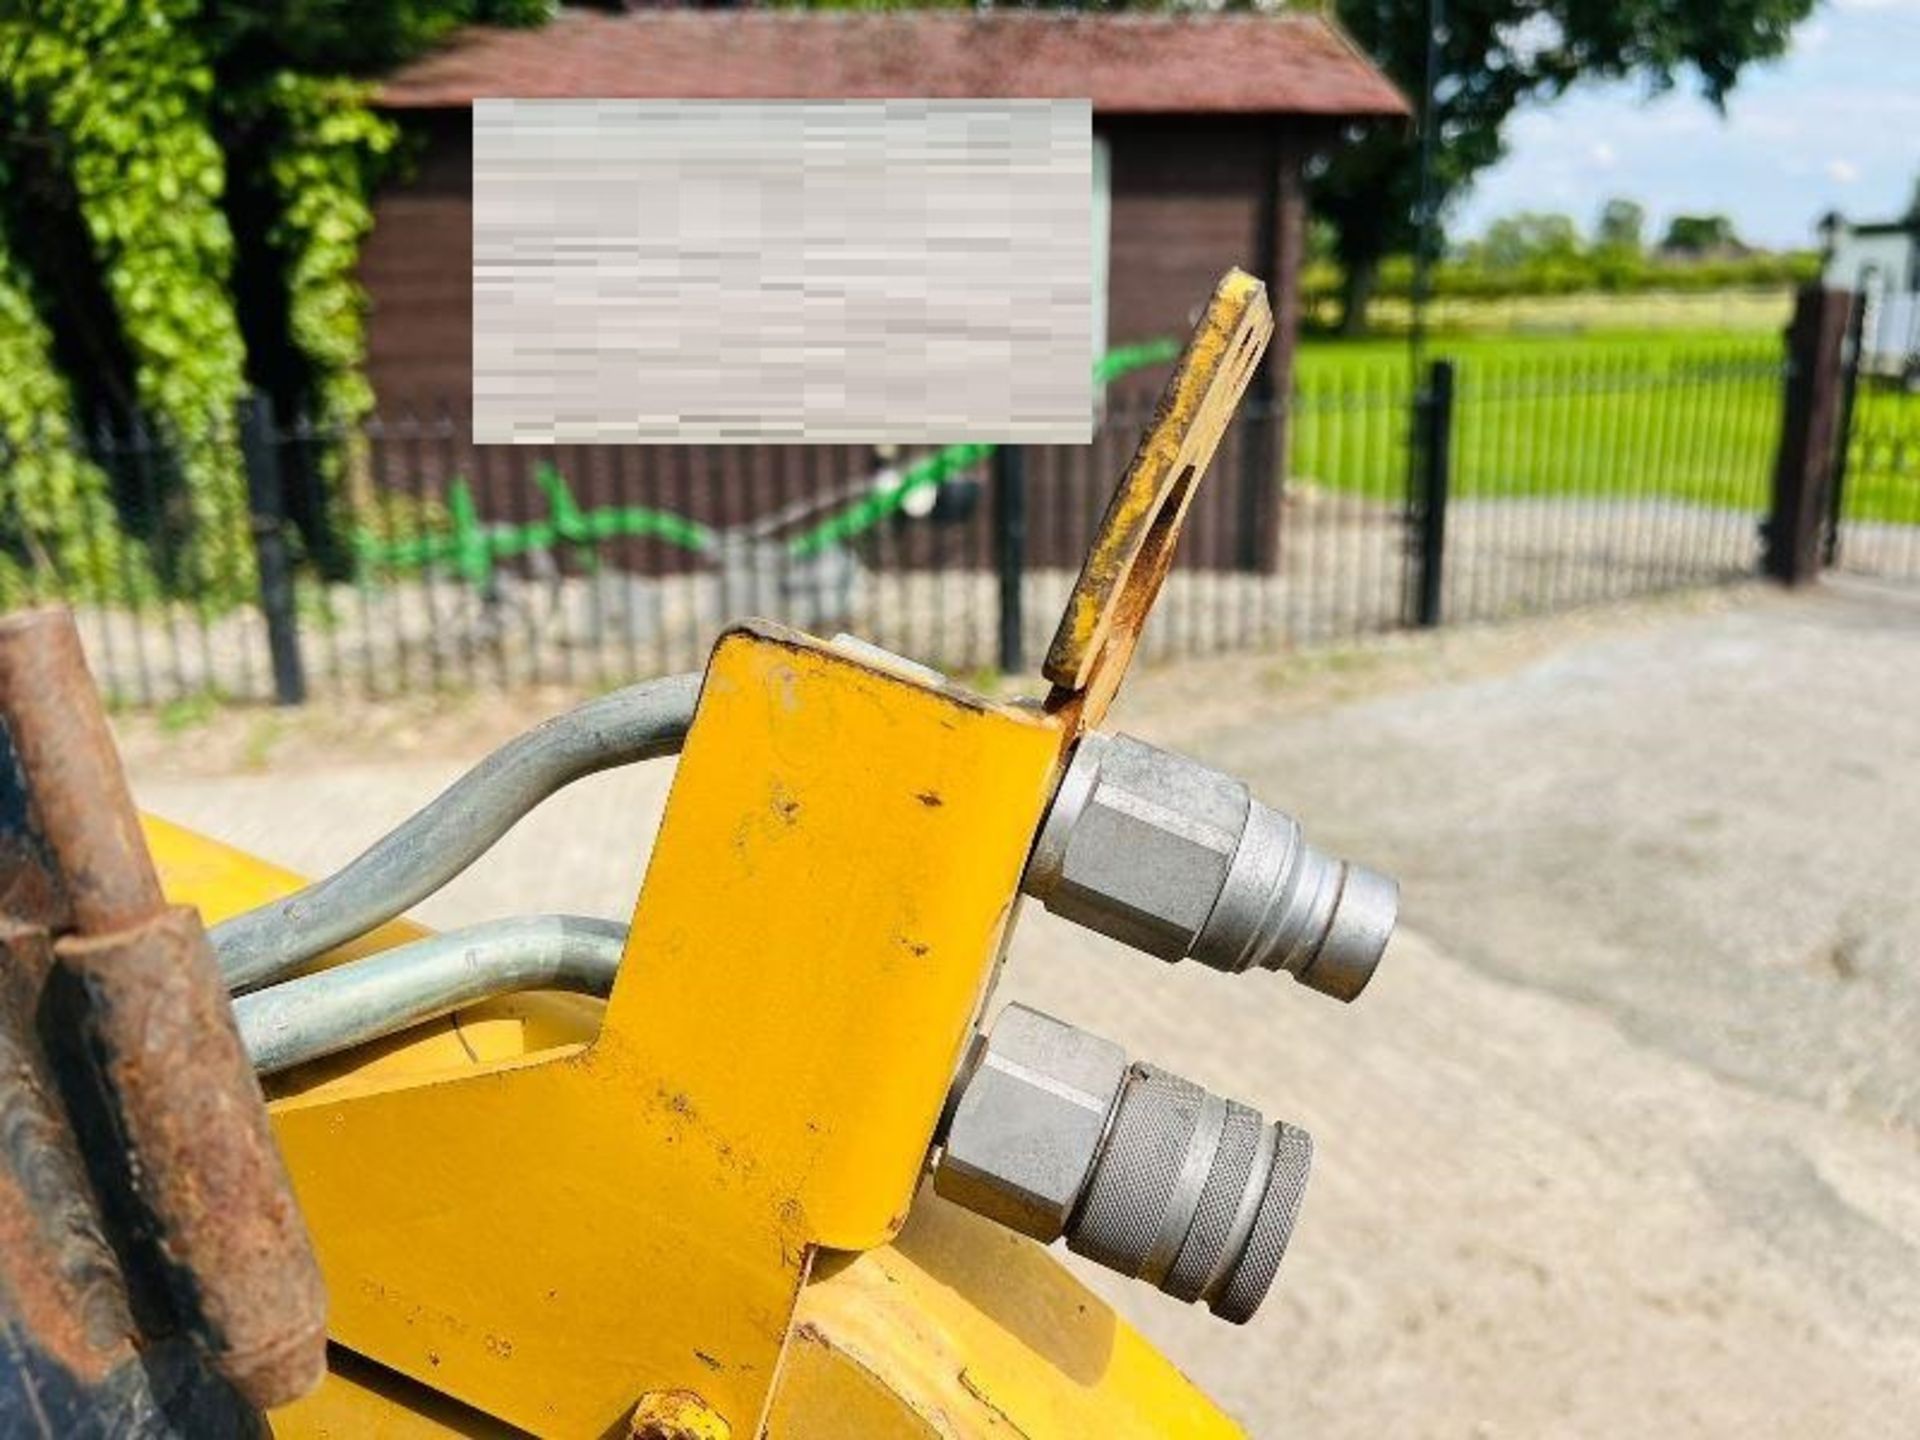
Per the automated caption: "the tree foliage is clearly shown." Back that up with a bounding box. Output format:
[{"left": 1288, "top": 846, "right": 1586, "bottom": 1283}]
[
  {"left": 1470, "top": 212, "right": 1581, "bottom": 270},
  {"left": 0, "top": 231, "right": 143, "bottom": 606},
  {"left": 1298, "top": 247, "right": 1818, "bottom": 330},
  {"left": 236, "top": 73, "right": 399, "bottom": 429},
  {"left": 3, "top": 2, "right": 251, "bottom": 594},
  {"left": 1315, "top": 0, "right": 1818, "bottom": 331},
  {"left": 1661, "top": 213, "right": 1743, "bottom": 254},
  {"left": 1299, "top": 198, "right": 1816, "bottom": 325},
  {"left": 1596, "top": 198, "right": 1646, "bottom": 256},
  {"left": 0, "top": 0, "right": 551, "bottom": 603}
]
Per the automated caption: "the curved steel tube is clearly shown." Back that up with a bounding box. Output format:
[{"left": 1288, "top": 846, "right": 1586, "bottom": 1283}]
[
  {"left": 235, "top": 914, "right": 627, "bottom": 1077},
  {"left": 211, "top": 672, "right": 699, "bottom": 992}
]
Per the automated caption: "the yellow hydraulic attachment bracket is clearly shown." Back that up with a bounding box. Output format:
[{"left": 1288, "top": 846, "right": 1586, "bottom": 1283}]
[
  {"left": 1047, "top": 267, "right": 1272, "bottom": 731},
  {"left": 150, "top": 270, "right": 1278, "bottom": 1438}
]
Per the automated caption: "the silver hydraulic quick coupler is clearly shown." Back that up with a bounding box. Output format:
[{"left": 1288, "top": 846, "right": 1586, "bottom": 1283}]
[
  {"left": 1022, "top": 732, "right": 1398, "bottom": 1001},
  {"left": 933, "top": 1004, "right": 1312, "bottom": 1325}
]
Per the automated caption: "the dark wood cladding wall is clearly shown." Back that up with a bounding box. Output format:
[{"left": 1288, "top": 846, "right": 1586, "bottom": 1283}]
[
  {"left": 355, "top": 109, "right": 1306, "bottom": 572},
  {"left": 361, "top": 111, "right": 475, "bottom": 413},
  {"left": 1104, "top": 116, "right": 1273, "bottom": 375}
]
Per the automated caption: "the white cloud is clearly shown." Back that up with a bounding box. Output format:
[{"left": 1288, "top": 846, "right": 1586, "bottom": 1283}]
[{"left": 1450, "top": 0, "right": 1920, "bottom": 248}]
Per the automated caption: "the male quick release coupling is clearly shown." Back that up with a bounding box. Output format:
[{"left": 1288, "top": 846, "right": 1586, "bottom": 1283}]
[
  {"left": 934, "top": 1004, "right": 1311, "bottom": 1324},
  {"left": 1022, "top": 732, "right": 1398, "bottom": 1001}
]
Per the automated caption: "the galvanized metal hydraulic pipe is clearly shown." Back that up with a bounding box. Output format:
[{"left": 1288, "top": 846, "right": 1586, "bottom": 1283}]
[
  {"left": 211, "top": 672, "right": 700, "bottom": 993},
  {"left": 236, "top": 914, "right": 626, "bottom": 1076}
]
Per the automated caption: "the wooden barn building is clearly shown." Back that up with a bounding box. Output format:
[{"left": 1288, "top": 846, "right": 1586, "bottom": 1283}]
[{"left": 358, "top": 9, "right": 1406, "bottom": 572}]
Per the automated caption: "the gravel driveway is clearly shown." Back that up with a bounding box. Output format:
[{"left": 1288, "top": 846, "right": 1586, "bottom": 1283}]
[{"left": 131, "top": 578, "right": 1920, "bottom": 1439}]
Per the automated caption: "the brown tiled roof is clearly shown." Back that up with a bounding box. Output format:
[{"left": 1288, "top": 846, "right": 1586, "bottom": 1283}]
[{"left": 377, "top": 10, "right": 1409, "bottom": 119}]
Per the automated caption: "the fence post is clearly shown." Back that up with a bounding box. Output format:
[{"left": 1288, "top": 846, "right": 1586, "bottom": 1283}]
[
  {"left": 991, "top": 442, "right": 1026, "bottom": 676},
  {"left": 1235, "top": 403, "right": 1277, "bottom": 572},
  {"left": 1410, "top": 359, "right": 1454, "bottom": 628},
  {"left": 1822, "top": 290, "right": 1867, "bottom": 567},
  {"left": 1764, "top": 284, "right": 1854, "bottom": 585},
  {"left": 238, "top": 393, "right": 307, "bottom": 706}
]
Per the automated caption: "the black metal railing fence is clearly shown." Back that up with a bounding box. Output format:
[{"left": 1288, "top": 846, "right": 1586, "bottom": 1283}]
[
  {"left": 0, "top": 338, "right": 1807, "bottom": 709},
  {"left": 1831, "top": 379, "right": 1920, "bottom": 580},
  {"left": 1432, "top": 343, "right": 1786, "bottom": 624}
]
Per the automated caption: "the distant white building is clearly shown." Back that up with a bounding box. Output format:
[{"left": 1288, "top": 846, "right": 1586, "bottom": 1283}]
[{"left": 1820, "top": 203, "right": 1920, "bottom": 385}]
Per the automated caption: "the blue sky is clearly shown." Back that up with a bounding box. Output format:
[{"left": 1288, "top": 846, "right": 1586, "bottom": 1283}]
[{"left": 1449, "top": 0, "right": 1920, "bottom": 250}]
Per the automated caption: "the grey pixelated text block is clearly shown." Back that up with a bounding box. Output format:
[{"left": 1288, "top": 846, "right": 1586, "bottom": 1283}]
[{"left": 473, "top": 99, "right": 1092, "bottom": 444}]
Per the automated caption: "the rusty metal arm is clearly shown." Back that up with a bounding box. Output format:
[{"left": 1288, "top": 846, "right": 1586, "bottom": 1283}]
[
  {"left": 210, "top": 672, "right": 700, "bottom": 993},
  {"left": 0, "top": 607, "right": 327, "bottom": 1417},
  {"left": 235, "top": 913, "right": 626, "bottom": 1077}
]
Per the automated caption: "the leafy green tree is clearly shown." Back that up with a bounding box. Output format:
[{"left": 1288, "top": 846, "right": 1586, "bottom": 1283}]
[
  {"left": 1315, "top": 0, "right": 1817, "bottom": 333},
  {"left": 1474, "top": 212, "right": 1581, "bottom": 270},
  {"left": 0, "top": 0, "right": 554, "bottom": 602},
  {"left": 1660, "top": 213, "right": 1741, "bottom": 254},
  {"left": 1596, "top": 198, "right": 1646, "bottom": 256}
]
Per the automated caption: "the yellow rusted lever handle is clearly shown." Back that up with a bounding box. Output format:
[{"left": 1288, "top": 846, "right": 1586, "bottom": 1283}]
[{"left": 1043, "top": 269, "right": 1273, "bottom": 729}]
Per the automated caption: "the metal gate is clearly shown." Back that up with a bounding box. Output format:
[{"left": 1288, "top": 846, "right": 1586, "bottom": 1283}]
[{"left": 1828, "top": 301, "right": 1920, "bottom": 580}]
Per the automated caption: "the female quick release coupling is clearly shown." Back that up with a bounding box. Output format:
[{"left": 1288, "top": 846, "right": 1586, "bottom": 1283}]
[
  {"left": 1022, "top": 732, "right": 1397, "bottom": 1001},
  {"left": 934, "top": 1005, "right": 1311, "bottom": 1324}
]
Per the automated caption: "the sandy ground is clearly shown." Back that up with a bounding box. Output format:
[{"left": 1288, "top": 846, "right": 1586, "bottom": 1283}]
[{"left": 126, "top": 578, "right": 1920, "bottom": 1439}]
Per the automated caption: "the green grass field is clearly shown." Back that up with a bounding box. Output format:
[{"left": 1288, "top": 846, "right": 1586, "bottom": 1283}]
[
  {"left": 1847, "top": 383, "right": 1920, "bottom": 527},
  {"left": 1286, "top": 327, "right": 1920, "bottom": 526},
  {"left": 1313, "top": 287, "right": 1794, "bottom": 339}
]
